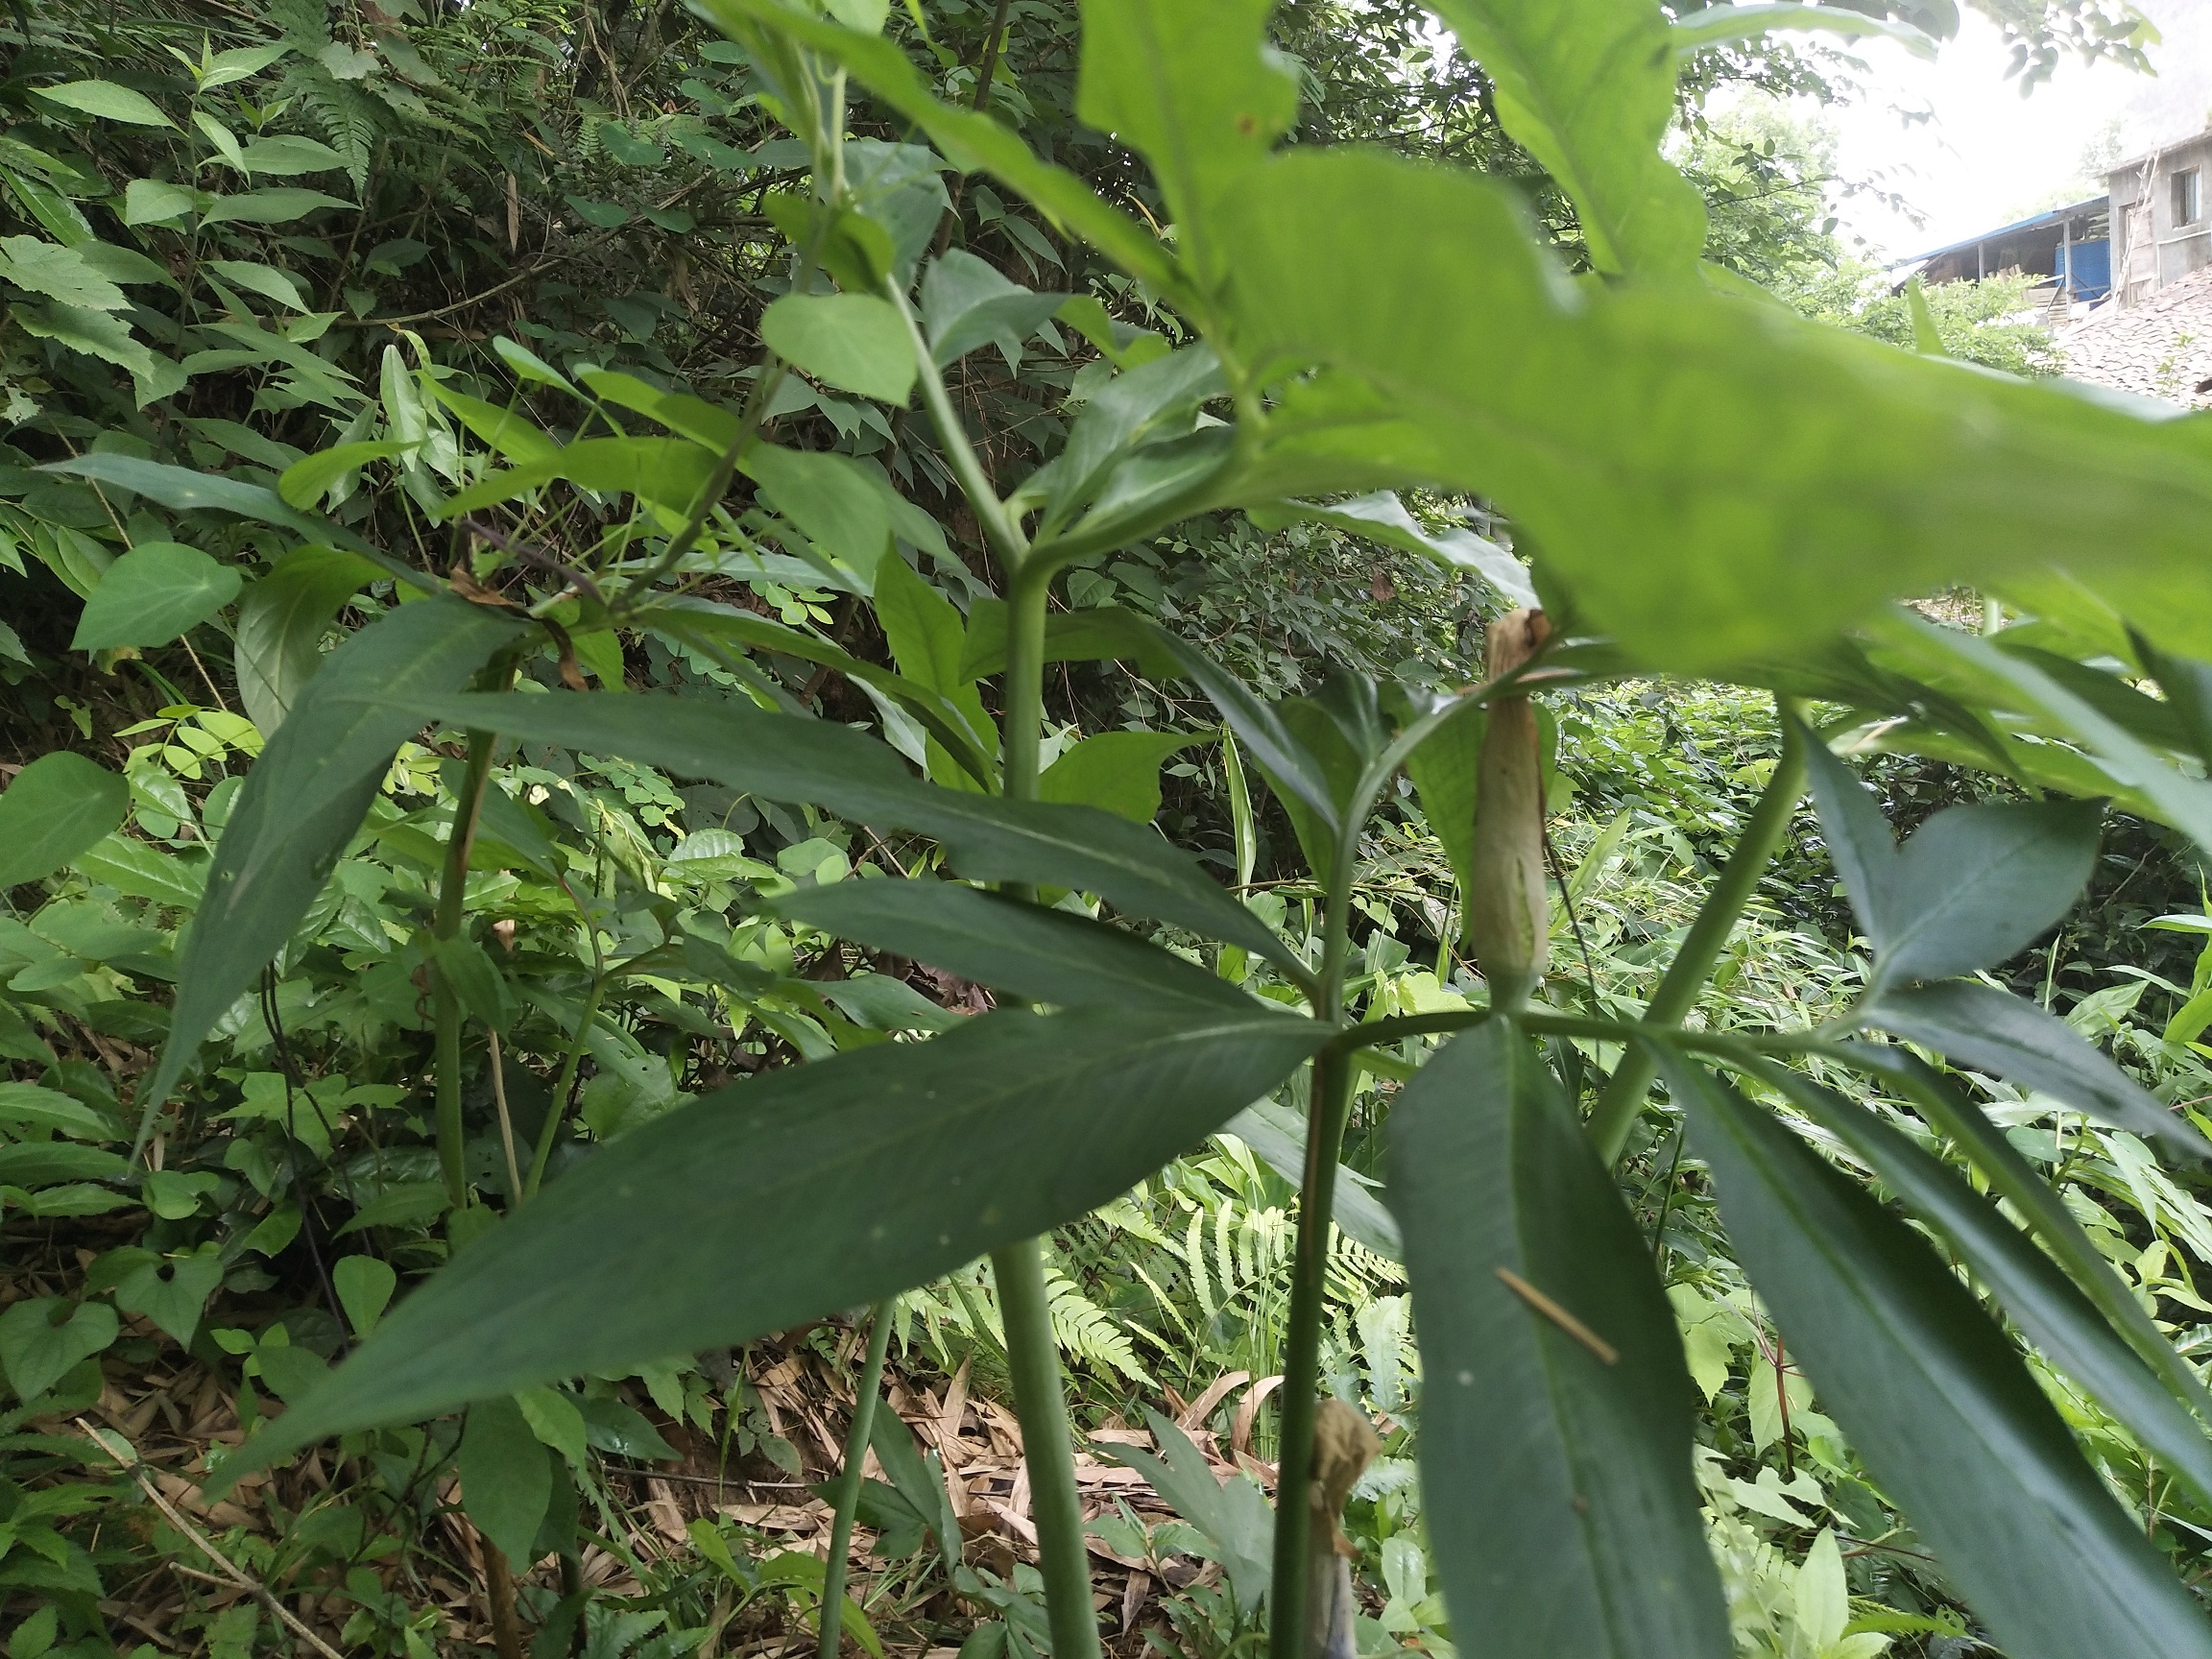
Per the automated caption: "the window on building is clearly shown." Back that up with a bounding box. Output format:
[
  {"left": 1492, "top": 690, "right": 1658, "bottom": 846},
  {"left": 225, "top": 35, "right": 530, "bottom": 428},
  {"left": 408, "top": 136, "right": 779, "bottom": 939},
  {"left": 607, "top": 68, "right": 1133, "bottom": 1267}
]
[{"left": 2175, "top": 168, "right": 2202, "bottom": 227}]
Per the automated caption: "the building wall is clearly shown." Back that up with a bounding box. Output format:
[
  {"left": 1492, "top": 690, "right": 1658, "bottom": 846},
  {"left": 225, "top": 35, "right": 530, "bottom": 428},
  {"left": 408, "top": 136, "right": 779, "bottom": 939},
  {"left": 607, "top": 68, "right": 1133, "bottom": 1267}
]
[{"left": 2110, "top": 132, "right": 2212, "bottom": 305}]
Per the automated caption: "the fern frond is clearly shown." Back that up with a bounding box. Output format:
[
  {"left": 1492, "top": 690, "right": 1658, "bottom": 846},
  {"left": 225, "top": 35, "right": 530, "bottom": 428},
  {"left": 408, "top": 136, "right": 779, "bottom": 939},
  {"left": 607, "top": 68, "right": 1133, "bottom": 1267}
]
[{"left": 1044, "top": 1266, "right": 1152, "bottom": 1385}]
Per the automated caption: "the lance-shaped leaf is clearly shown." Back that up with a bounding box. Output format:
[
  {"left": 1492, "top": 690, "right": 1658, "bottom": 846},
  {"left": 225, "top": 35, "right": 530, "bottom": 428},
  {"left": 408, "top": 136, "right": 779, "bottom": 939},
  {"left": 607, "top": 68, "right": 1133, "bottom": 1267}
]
[
  {"left": 1142, "top": 628, "right": 1337, "bottom": 826},
  {"left": 1803, "top": 732, "right": 2100, "bottom": 990},
  {"left": 772, "top": 880, "right": 1255, "bottom": 1016},
  {"left": 1425, "top": 0, "right": 1705, "bottom": 275},
  {"left": 232, "top": 545, "right": 380, "bottom": 734},
  {"left": 1671, "top": 1056, "right": 2212, "bottom": 1659},
  {"left": 141, "top": 601, "right": 523, "bottom": 1129},
  {"left": 224, "top": 1005, "right": 1329, "bottom": 1473},
  {"left": 1387, "top": 1022, "right": 1729, "bottom": 1657},
  {"left": 1748, "top": 1057, "right": 2212, "bottom": 1506},
  {"left": 376, "top": 691, "right": 1309, "bottom": 985},
  {"left": 1858, "top": 980, "right": 2208, "bottom": 1159},
  {"left": 1250, "top": 492, "right": 1535, "bottom": 608}
]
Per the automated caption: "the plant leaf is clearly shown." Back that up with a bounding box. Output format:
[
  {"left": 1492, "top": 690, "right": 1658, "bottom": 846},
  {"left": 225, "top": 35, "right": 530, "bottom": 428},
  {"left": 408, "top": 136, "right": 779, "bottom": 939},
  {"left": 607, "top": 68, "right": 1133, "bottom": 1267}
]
[
  {"left": 458, "top": 1396, "right": 553, "bottom": 1567},
  {"left": 71, "top": 542, "right": 243, "bottom": 650},
  {"left": 1751, "top": 1058, "right": 2212, "bottom": 1507},
  {"left": 1388, "top": 1021, "right": 1730, "bottom": 1656},
  {"left": 372, "top": 690, "right": 1310, "bottom": 984},
  {"left": 771, "top": 880, "right": 1256, "bottom": 1016},
  {"left": 0, "top": 753, "right": 129, "bottom": 890},
  {"left": 1038, "top": 731, "right": 1202, "bottom": 824},
  {"left": 226, "top": 1005, "right": 1328, "bottom": 1470},
  {"left": 34, "top": 81, "right": 175, "bottom": 129},
  {"left": 0, "top": 1299, "right": 118, "bottom": 1402},
  {"left": 1671, "top": 1055, "right": 2212, "bottom": 1659},
  {"left": 760, "top": 292, "right": 916, "bottom": 404},
  {"left": 919, "top": 250, "right": 1068, "bottom": 367},
  {"left": 1858, "top": 979, "right": 2207, "bottom": 1158},
  {"left": 141, "top": 601, "right": 522, "bottom": 1130},
  {"left": 277, "top": 440, "right": 418, "bottom": 509},
  {"left": 233, "top": 545, "right": 380, "bottom": 734}
]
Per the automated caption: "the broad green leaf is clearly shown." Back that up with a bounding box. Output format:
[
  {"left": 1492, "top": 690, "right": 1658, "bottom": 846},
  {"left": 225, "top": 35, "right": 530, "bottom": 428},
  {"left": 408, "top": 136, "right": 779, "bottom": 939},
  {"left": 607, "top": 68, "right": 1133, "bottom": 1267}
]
[
  {"left": 1425, "top": 0, "right": 1703, "bottom": 274},
  {"left": 200, "top": 44, "right": 292, "bottom": 89},
  {"left": 0, "top": 235, "right": 127, "bottom": 310},
  {"left": 122, "top": 179, "right": 202, "bottom": 226},
  {"left": 440, "top": 435, "right": 716, "bottom": 517},
  {"left": 71, "top": 542, "right": 243, "bottom": 650},
  {"left": 427, "top": 383, "right": 561, "bottom": 466},
  {"left": 113, "top": 1245, "right": 223, "bottom": 1346},
  {"left": 333, "top": 1256, "right": 397, "bottom": 1338},
  {"left": 74, "top": 833, "right": 204, "bottom": 909},
  {"left": 738, "top": 445, "right": 893, "bottom": 582},
  {"left": 577, "top": 368, "right": 739, "bottom": 450},
  {"left": 1673, "top": 1058, "right": 2212, "bottom": 1659},
  {"left": 1405, "top": 699, "right": 1485, "bottom": 905},
  {"left": 383, "top": 690, "right": 1309, "bottom": 982},
  {"left": 15, "top": 301, "right": 154, "bottom": 377},
  {"left": 1100, "top": 1411, "right": 1273, "bottom": 1608},
  {"left": 142, "top": 601, "right": 522, "bottom": 1128},
  {"left": 695, "top": 0, "right": 1182, "bottom": 300},
  {"left": 1226, "top": 1096, "right": 1400, "bottom": 1259},
  {"left": 0, "top": 1299, "right": 118, "bottom": 1402},
  {"left": 1040, "top": 347, "right": 1226, "bottom": 539},
  {"left": 33, "top": 81, "right": 175, "bottom": 129},
  {"left": 0, "top": 1082, "right": 116, "bottom": 1141},
  {"left": 233, "top": 545, "right": 379, "bottom": 734},
  {"left": 0, "top": 1142, "right": 127, "bottom": 1186},
  {"left": 1753, "top": 1059, "right": 2212, "bottom": 1506},
  {"left": 1071, "top": 0, "right": 1294, "bottom": 285},
  {"left": 277, "top": 440, "right": 417, "bottom": 509},
  {"left": 1039, "top": 731, "right": 1202, "bottom": 824},
  {"left": 1803, "top": 734, "right": 2100, "bottom": 990},
  {"left": 0, "top": 753, "right": 129, "bottom": 889},
  {"left": 1857, "top": 980, "right": 2208, "bottom": 1158},
  {"left": 200, "top": 188, "right": 354, "bottom": 226},
  {"left": 1389, "top": 1022, "right": 1730, "bottom": 1656},
  {"left": 919, "top": 250, "right": 1068, "bottom": 367},
  {"left": 871, "top": 556, "right": 997, "bottom": 782},
  {"left": 760, "top": 292, "right": 915, "bottom": 404},
  {"left": 1214, "top": 147, "right": 2212, "bottom": 671},
  {"left": 228, "top": 1005, "right": 1329, "bottom": 1465},
  {"left": 771, "top": 879, "right": 1256, "bottom": 1015},
  {"left": 459, "top": 1396, "right": 553, "bottom": 1566},
  {"left": 517, "top": 1384, "right": 589, "bottom": 1465}
]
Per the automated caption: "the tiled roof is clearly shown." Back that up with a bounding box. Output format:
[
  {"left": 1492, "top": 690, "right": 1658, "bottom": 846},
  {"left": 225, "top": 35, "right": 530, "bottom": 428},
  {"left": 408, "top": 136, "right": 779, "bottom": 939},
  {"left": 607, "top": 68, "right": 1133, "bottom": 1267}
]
[{"left": 2058, "top": 266, "right": 2212, "bottom": 409}]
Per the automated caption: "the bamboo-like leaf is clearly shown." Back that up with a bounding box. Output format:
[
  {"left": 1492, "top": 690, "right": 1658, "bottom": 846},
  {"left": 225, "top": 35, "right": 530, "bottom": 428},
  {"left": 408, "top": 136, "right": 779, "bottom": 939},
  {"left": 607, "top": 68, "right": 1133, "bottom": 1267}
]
[
  {"left": 1670, "top": 1056, "right": 2212, "bottom": 1659},
  {"left": 225, "top": 1005, "right": 1329, "bottom": 1473},
  {"left": 1388, "top": 1022, "right": 1729, "bottom": 1657}
]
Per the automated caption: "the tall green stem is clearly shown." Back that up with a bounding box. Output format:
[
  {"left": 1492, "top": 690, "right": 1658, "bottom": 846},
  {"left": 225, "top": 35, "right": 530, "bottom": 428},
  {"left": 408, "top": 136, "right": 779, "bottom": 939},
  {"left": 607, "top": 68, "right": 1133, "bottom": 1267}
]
[
  {"left": 434, "top": 729, "right": 498, "bottom": 1210},
  {"left": 1586, "top": 701, "right": 1807, "bottom": 1165},
  {"left": 1268, "top": 829, "right": 1360, "bottom": 1659},
  {"left": 819, "top": 1302, "right": 894, "bottom": 1659}
]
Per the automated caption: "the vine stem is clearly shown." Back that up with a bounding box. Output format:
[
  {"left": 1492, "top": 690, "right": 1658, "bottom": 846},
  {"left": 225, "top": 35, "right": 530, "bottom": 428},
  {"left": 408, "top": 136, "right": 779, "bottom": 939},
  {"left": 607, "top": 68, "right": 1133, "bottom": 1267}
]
[
  {"left": 1586, "top": 699, "right": 1807, "bottom": 1165},
  {"left": 1267, "top": 822, "right": 1360, "bottom": 1659},
  {"left": 819, "top": 1302, "right": 895, "bottom": 1659}
]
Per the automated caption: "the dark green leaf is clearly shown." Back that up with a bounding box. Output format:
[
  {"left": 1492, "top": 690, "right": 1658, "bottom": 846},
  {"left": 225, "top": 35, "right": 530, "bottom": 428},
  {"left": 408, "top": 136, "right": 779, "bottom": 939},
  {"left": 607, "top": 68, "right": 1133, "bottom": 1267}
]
[
  {"left": 1752, "top": 1059, "right": 2212, "bottom": 1506},
  {"left": 919, "top": 251, "right": 1067, "bottom": 368},
  {"left": 1859, "top": 980, "right": 2208, "bottom": 1158},
  {"left": 70, "top": 542, "right": 242, "bottom": 650},
  {"left": 1037, "top": 731, "right": 1201, "bottom": 824},
  {"left": 1143, "top": 628, "right": 1336, "bottom": 825},
  {"left": 868, "top": 1407, "right": 960, "bottom": 1570},
  {"left": 0, "top": 1299, "right": 117, "bottom": 1402},
  {"left": 440, "top": 436, "right": 715, "bottom": 517},
  {"left": 1804, "top": 733, "right": 2101, "bottom": 989},
  {"left": 0, "top": 1142, "right": 128, "bottom": 1186},
  {"left": 373, "top": 691, "right": 1309, "bottom": 983},
  {"left": 230, "top": 1006, "right": 1327, "bottom": 1467},
  {"left": 760, "top": 292, "right": 916, "bottom": 404},
  {"left": 276, "top": 441, "right": 417, "bottom": 510},
  {"left": 955, "top": 603, "right": 1180, "bottom": 683},
  {"left": 771, "top": 880, "right": 1256, "bottom": 1016},
  {"left": 459, "top": 1396, "right": 554, "bottom": 1567},
  {"left": 738, "top": 445, "right": 894, "bottom": 583},
  {"left": 1388, "top": 1022, "right": 1729, "bottom": 1657},
  {"left": 1405, "top": 699, "right": 1484, "bottom": 906},
  {"left": 142, "top": 601, "right": 522, "bottom": 1129},
  {"left": 1224, "top": 1097, "right": 1398, "bottom": 1259},
  {"left": 112, "top": 1245, "right": 224, "bottom": 1347},
  {"left": 0, "top": 753, "right": 129, "bottom": 890},
  {"left": 1671, "top": 1056, "right": 2212, "bottom": 1659},
  {"left": 1100, "top": 1411, "right": 1273, "bottom": 1609},
  {"left": 1040, "top": 348, "right": 1226, "bottom": 538},
  {"left": 0, "top": 1083, "right": 117, "bottom": 1141},
  {"left": 232, "top": 546, "right": 379, "bottom": 734}
]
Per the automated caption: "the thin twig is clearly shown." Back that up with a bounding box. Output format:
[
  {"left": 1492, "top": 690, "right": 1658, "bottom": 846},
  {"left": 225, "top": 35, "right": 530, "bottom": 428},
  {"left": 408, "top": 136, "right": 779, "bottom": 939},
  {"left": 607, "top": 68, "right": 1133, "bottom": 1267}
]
[
  {"left": 1493, "top": 1268, "right": 1619, "bottom": 1364},
  {"left": 78, "top": 1421, "right": 348, "bottom": 1659}
]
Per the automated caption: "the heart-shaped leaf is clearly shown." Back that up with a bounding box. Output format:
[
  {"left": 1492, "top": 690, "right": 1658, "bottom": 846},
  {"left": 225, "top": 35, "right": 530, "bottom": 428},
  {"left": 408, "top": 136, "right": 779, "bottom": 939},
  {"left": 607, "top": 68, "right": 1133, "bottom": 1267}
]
[{"left": 0, "top": 1297, "right": 119, "bottom": 1402}]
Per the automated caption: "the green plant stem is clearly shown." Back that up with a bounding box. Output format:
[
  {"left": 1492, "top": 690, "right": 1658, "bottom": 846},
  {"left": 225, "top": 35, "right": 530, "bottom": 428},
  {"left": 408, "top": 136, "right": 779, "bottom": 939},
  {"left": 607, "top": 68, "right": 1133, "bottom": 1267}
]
[
  {"left": 433, "top": 729, "right": 498, "bottom": 1210},
  {"left": 991, "top": 1236, "right": 1100, "bottom": 1659},
  {"left": 1003, "top": 566, "right": 1049, "bottom": 800},
  {"left": 1268, "top": 828, "right": 1360, "bottom": 1659},
  {"left": 885, "top": 279, "right": 1026, "bottom": 572},
  {"left": 819, "top": 1301, "right": 894, "bottom": 1659},
  {"left": 1586, "top": 701, "right": 1807, "bottom": 1165},
  {"left": 522, "top": 971, "right": 609, "bottom": 1201}
]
